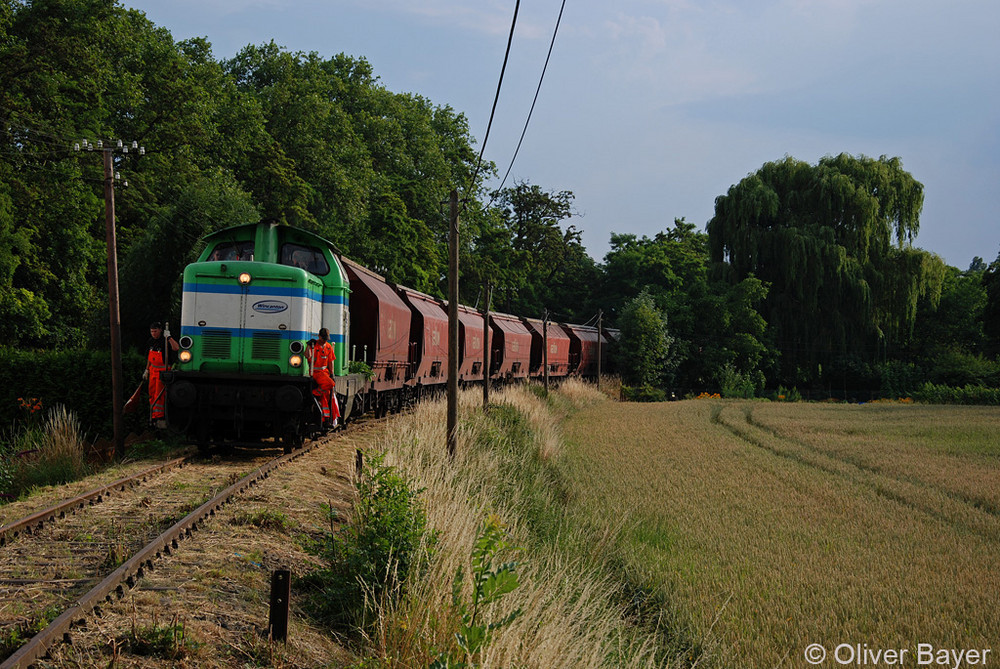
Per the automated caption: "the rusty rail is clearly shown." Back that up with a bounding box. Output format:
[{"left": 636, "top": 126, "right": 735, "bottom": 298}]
[
  {"left": 1, "top": 442, "right": 317, "bottom": 669},
  {"left": 0, "top": 457, "right": 188, "bottom": 547}
]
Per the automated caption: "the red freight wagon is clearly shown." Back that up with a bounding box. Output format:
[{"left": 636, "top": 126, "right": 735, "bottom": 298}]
[
  {"left": 490, "top": 312, "right": 532, "bottom": 380},
  {"left": 563, "top": 324, "right": 604, "bottom": 378},
  {"left": 342, "top": 259, "right": 410, "bottom": 391},
  {"left": 395, "top": 285, "right": 448, "bottom": 391},
  {"left": 455, "top": 304, "right": 491, "bottom": 383},
  {"left": 521, "top": 318, "right": 570, "bottom": 377}
]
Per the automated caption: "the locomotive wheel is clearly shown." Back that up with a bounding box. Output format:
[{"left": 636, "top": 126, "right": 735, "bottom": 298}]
[{"left": 282, "top": 429, "right": 303, "bottom": 454}]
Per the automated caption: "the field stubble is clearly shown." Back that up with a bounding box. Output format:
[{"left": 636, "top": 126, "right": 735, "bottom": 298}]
[{"left": 560, "top": 399, "right": 1000, "bottom": 666}]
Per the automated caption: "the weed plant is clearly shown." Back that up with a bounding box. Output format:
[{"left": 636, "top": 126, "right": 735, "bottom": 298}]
[
  {"left": 299, "top": 451, "right": 435, "bottom": 636},
  {"left": 1, "top": 404, "right": 90, "bottom": 502}
]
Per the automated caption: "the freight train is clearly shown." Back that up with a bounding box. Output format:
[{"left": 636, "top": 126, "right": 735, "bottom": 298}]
[{"left": 162, "top": 220, "right": 608, "bottom": 451}]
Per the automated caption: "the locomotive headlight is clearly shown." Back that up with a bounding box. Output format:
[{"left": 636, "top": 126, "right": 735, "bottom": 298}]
[
  {"left": 238, "top": 272, "right": 252, "bottom": 285},
  {"left": 179, "top": 336, "right": 193, "bottom": 349},
  {"left": 289, "top": 354, "right": 303, "bottom": 368},
  {"left": 178, "top": 350, "right": 193, "bottom": 363}
]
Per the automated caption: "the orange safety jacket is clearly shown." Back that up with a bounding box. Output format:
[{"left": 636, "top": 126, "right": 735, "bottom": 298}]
[{"left": 311, "top": 341, "right": 339, "bottom": 422}]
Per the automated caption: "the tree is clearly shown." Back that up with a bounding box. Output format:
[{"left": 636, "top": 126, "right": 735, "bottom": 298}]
[
  {"left": 600, "top": 219, "right": 773, "bottom": 389},
  {"left": 983, "top": 249, "right": 1000, "bottom": 357},
  {"left": 483, "top": 182, "right": 596, "bottom": 320},
  {"left": 708, "top": 154, "right": 945, "bottom": 384},
  {"left": 617, "top": 291, "right": 676, "bottom": 388}
]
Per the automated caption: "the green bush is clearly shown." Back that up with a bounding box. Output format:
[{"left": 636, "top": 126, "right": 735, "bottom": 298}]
[
  {"left": 0, "top": 347, "right": 147, "bottom": 441},
  {"left": 772, "top": 385, "right": 802, "bottom": 402},
  {"left": 718, "top": 362, "right": 761, "bottom": 399},
  {"left": 912, "top": 382, "right": 1000, "bottom": 405},
  {"left": 621, "top": 384, "right": 666, "bottom": 402},
  {"left": 877, "top": 360, "right": 924, "bottom": 398},
  {"left": 348, "top": 360, "right": 376, "bottom": 381},
  {"left": 299, "top": 451, "right": 435, "bottom": 634}
]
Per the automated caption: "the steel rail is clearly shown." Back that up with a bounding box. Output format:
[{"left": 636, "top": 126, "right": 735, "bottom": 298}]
[
  {"left": 1, "top": 442, "right": 317, "bottom": 669},
  {"left": 0, "top": 457, "right": 188, "bottom": 547}
]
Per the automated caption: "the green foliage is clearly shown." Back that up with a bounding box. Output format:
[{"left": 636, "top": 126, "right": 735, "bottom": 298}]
[
  {"left": 717, "top": 362, "right": 762, "bottom": 399},
  {"left": 771, "top": 386, "right": 802, "bottom": 402},
  {"left": 618, "top": 291, "right": 676, "bottom": 388},
  {"left": 876, "top": 360, "right": 924, "bottom": 398},
  {"left": 602, "top": 219, "right": 774, "bottom": 389},
  {"left": 300, "top": 451, "right": 434, "bottom": 634},
  {"left": 621, "top": 384, "right": 667, "bottom": 402},
  {"left": 229, "top": 508, "right": 292, "bottom": 531},
  {"left": 349, "top": 360, "right": 376, "bottom": 382},
  {"left": 0, "top": 347, "right": 147, "bottom": 441},
  {"left": 912, "top": 383, "right": 1000, "bottom": 405},
  {"left": 981, "top": 249, "right": 1000, "bottom": 356},
  {"left": 708, "top": 154, "right": 947, "bottom": 383},
  {"left": 432, "top": 516, "right": 522, "bottom": 668},
  {"left": 120, "top": 616, "right": 196, "bottom": 660}
]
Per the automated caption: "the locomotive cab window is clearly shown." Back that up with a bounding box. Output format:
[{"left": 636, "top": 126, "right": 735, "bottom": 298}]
[
  {"left": 208, "top": 240, "right": 254, "bottom": 261},
  {"left": 281, "top": 243, "right": 329, "bottom": 276}
]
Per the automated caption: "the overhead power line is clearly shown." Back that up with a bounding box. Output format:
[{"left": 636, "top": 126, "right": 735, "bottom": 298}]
[
  {"left": 491, "top": 0, "right": 567, "bottom": 202},
  {"left": 466, "top": 0, "right": 521, "bottom": 199}
]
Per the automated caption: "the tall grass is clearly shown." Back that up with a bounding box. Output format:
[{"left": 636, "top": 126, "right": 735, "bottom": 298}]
[
  {"left": 1, "top": 405, "right": 90, "bottom": 501},
  {"left": 360, "top": 380, "right": 681, "bottom": 668}
]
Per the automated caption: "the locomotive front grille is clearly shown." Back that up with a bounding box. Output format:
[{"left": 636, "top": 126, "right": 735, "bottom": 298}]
[
  {"left": 202, "top": 330, "right": 232, "bottom": 358},
  {"left": 251, "top": 331, "right": 282, "bottom": 360}
]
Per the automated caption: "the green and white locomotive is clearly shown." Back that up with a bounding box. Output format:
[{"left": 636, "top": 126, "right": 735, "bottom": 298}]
[{"left": 163, "top": 220, "right": 362, "bottom": 450}]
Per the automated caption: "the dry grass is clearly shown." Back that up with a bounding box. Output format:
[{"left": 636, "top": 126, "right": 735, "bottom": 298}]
[
  {"left": 559, "top": 398, "right": 1000, "bottom": 667},
  {"left": 363, "top": 380, "right": 669, "bottom": 668}
]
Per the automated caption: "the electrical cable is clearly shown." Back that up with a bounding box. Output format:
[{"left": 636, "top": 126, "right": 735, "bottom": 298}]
[
  {"left": 466, "top": 0, "right": 521, "bottom": 200},
  {"left": 489, "top": 0, "right": 567, "bottom": 207}
]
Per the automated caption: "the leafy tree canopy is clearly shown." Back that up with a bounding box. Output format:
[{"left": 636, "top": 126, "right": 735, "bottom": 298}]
[{"left": 708, "top": 154, "right": 946, "bottom": 383}]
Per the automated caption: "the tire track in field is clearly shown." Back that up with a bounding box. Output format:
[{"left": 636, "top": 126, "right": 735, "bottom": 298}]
[{"left": 711, "top": 404, "right": 1000, "bottom": 542}]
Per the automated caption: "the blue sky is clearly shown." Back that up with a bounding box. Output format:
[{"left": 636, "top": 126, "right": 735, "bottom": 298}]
[{"left": 122, "top": 0, "right": 1000, "bottom": 269}]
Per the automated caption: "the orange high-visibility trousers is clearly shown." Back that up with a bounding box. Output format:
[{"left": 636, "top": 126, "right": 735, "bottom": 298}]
[
  {"left": 312, "top": 370, "right": 340, "bottom": 423},
  {"left": 147, "top": 350, "right": 166, "bottom": 420}
]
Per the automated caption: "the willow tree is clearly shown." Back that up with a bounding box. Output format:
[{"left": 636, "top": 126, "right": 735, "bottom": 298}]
[{"left": 707, "top": 154, "right": 945, "bottom": 384}]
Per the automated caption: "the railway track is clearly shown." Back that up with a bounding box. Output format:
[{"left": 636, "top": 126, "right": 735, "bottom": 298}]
[{"left": 0, "top": 441, "right": 324, "bottom": 668}]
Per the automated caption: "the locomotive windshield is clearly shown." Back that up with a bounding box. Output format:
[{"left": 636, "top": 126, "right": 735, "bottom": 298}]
[
  {"left": 280, "top": 243, "right": 329, "bottom": 276},
  {"left": 207, "top": 240, "right": 254, "bottom": 261}
]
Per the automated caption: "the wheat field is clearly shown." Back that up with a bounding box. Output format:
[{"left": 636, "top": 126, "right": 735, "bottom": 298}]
[{"left": 559, "top": 398, "right": 1000, "bottom": 667}]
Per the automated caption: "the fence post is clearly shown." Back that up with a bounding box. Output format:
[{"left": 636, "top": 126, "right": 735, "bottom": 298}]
[{"left": 269, "top": 569, "right": 291, "bottom": 642}]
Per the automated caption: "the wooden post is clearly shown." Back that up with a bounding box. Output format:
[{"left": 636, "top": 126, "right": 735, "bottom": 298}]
[
  {"left": 103, "top": 148, "right": 124, "bottom": 459},
  {"left": 447, "top": 190, "right": 459, "bottom": 459},
  {"left": 596, "top": 309, "right": 602, "bottom": 392},
  {"left": 482, "top": 282, "right": 491, "bottom": 413},
  {"left": 269, "top": 569, "right": 291, "bottom": 642}
]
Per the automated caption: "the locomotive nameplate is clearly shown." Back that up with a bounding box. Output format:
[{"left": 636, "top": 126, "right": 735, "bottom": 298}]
[{"left": 252, "top": 300, "right": 289, "bottom": 314}]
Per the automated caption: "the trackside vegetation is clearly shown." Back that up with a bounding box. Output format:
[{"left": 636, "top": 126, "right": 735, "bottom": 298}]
[{"left": 324, "top": 382, "right": 691, "bottom": 667}]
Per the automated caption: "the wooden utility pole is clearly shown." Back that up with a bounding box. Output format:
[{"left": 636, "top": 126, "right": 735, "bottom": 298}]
[
  {"left": 76, "top": 138, "right": 142, "bottom": 459},
  {"left": 482, "top": 282, "right": 491, "bottom": 413},
  {"left": 103, "top": 147, "right": 124, "bottom": 459},
  {"left": 447, "top": 190, "right": 459, "bottom": 459},
  {"left": 596, "top": 309, "right": 603, "bottom": 392}
]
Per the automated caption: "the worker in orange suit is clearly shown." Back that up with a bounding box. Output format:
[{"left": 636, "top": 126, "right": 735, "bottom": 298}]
[
  {"left": 309, "top": 328, "right": 340, "bottom": 428},
  {"left": 145, "top": 322, "right": 179, "bottom": 425}
]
